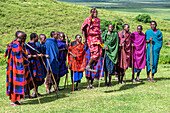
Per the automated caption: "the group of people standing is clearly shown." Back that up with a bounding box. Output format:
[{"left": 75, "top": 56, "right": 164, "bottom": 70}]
[{"left": 5, "top": 8, "right": 163, "bottom": 106}]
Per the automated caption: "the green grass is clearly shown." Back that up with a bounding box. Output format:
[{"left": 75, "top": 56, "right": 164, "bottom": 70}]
[
  {"left": 0, "top": 0, "right": 170, "bottom": 112},
  {"left": 0, "top": 64, "right": 170, "bottom": 112}
]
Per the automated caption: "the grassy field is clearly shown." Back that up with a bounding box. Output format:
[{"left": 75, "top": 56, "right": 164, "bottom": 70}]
[
  {"left": 0, "top": 0, "right": 170, "bottom": 112},
  {"left": 0, "top": 64, "right": 170, "bottom": 112},
  {"left": 58, "top": 0, "right": 170, "bottom": 21}
]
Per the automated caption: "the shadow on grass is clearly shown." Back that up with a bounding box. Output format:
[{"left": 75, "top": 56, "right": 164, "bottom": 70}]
[
  {"left": 22, "top": 77, "right": 169, "bottom": 104},
  {"left": 104, "top": 82, "right": 145, "bottom": 93}
]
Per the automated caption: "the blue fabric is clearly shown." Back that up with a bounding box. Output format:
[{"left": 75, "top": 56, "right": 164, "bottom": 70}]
[
  {"left": 145, "top": 29, "right": 163, "bottom": 74},
  {"left": 71, "top": 71, "right": 83, "bottom": 82},
  {"left": 36, "top": 42, "right": 47, "bottom": 79},
  {"left": 134, "top": 68, "right": 141, "bottom": 73},
  {"left": 84, "top": 45, "right": 104, "bottom": 78},
  {"left": 45, "top": 38, "right": 59, "bottom": 75},
  {"left": 105, "top": 54, "right": 115, "bottom": 75},
  {"left": 57, "top": 40, "right": 68, "bottom": 77}
]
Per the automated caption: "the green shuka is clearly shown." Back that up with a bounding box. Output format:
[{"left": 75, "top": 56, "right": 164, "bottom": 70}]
[{"left": 101, "top": 30, "right": 119, "bottom": 64}]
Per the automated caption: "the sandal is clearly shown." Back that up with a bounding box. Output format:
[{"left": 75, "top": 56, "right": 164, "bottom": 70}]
[
  {"left": 87, "top": 86, "right": 90, "bottom": 90},
  {"left": 147, "top": 78, "right": 151, "bottom": 82},
  {"left": 90, "top": 85, "right": 95, "bottom": 89},
  {"left": 135, "top": 78, "right": 143, "bottom": 82},
  {"left": 151, "top": 78, "right": 157, "bottom": 82}
]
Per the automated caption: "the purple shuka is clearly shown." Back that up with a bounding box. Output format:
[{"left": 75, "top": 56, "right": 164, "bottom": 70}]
[{"left": 131, "top": 31, "right": 146, "bottom": 70}]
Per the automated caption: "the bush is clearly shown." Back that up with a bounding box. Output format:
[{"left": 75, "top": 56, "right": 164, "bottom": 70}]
[
  {"left": 100, "top": 19, "right": 123, "bottom": 32},
  {"left": 136, "top": 14, "right": 151, "bottom": 23}
]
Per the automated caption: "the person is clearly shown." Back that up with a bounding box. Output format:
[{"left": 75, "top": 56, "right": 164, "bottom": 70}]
[
  {"left": 57, "top": 32, "right": 69, "bottom": 89},
  {"left": 36, "top": 34, "right": 48, "bottom": 87},
  {"left": 131, "top": 25, "right": 146, "bottom": 83},
  {"left": 6, "top": 31, "right": 32, "bottom": 106},
  {"left": 145, "top": 21, "right": 163, "bottom": 82},
  {"left": 68, "top": 35, "right": 86, "bottom": 91},
  {"left": 101, "top": 24, "right": 119, "bottom": 87},
  {"left": 84, "top": 45, "right": 104, "bottom": 89},
  {"left": 26, "top": 33, "right": 44, "bottom": 97},
  {"left": 117, "top": 24, "right": 131, "bottom": 85},
  {"left": 81, "top": 8, "right": 103, "bottom": 72},
  {"left": 45, "top": 31, "right": 60, "bottom": 93}
]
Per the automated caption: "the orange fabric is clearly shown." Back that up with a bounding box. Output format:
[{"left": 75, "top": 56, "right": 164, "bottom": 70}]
[
  {"left": 9, "top": 92, "right": 21, "bottom": 102},
  {"left": 68, "top": 41, "right": 86, "bottom": 72}
]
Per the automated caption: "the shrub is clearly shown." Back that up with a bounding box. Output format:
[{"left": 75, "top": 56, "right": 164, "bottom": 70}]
[
  {"left": 136, "top": 14, "right": 151, "bottom": 23},
  {"left": 100, "top": 19, "right": 123, "bottom": 32}
]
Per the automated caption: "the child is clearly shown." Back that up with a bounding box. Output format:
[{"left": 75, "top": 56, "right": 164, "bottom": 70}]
[{"left": 68, "top": 35, "right": 86, "bottom": 91}]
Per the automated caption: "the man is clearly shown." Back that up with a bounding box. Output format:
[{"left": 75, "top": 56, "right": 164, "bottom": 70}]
[
  {"left": 6, "top": 31, "right": 32, "bottom": 106},
  {"left": 68, "top": 34, "right": 86, "bottom": 91},
  {"left": 45, "top": 31, "right": 60, "bottom": 93},
  {"left": 145, "top": 21, "right": 163, "bottom": 82},
  {"left": 102, "top": 24, "right": 119, "bottom": 87},
  {"left": 26, "top": 33, "right": 43, "bottom": 97},
  {"left": 57, "top": 32, "right": 69, "bottom": 89},
  {"left": 131, "top": 25, "right": 146, "bottom": 83},
  {"left": 117, "top": 24, "right": 131, "bottom": 84},
  {"left": 36, "top": 34, "right": 48, "bottom": 87},
  {"left": 81, "top": 8, "right": 103, "bottom": 72}
]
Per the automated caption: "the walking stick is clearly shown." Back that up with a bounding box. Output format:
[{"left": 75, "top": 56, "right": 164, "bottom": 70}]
[
  {"left": 47, "top": 59, "right": 59, "bottom": 95},
  {"left": 98, "top": 49, "right": 106, "bottom": 90},
  {"left": 64, "top": 54, "right": 69, "bottom": 89},
  {"left": 40, "top": 56, "right": 58, "bottom": 96},
  {"left": 72, "top": 57, "right": 75, "bottom": 92},
  {"left": 150, "top": 38, "right": 153, "bottom": 81},
  {"left": 122, "top": 44, "right": 126, "bottom": 84},
  {"left": 64, "top": 34, "right": 73, "bottom": 89},
  {"left": 132, "top": 44, "right": 134, "bottom": 84},
  {"left": 31, "top": 79, "right": 41, "bottom": 104}
]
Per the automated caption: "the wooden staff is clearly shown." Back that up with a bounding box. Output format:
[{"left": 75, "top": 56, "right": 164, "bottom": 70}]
[
  {"left": 64, "top": 54, "right": 69, "bottom": 89},
  {"left": 98, "top": 49, "right": 106, "bottom": 89},
  {"left": 47, "top": 59, "right": 59, "bottom": 95},
  {"left": 122, "top": 44, "right": 126, "bottom": 84},
  {"left": 40, "top": 56, "right": 58, "bottom": 96},
  {"left": 64, "top": 34, "right": 73, "bottom": 89},
  {"left": 72, "top": 57, "right": 75, "bottom": 92},
  {"left": 131, "top": 44, "right": 134, "bottom": 84},
  {"left": 31, "top": 78, "right": 41, "bottom": 104},
  {"left": 150, "top": 38, "right": 153, "bottom": 81}
]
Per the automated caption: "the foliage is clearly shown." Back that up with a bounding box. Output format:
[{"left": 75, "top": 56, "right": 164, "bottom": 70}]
[
  {"left": 100, "top": 19, "right": 123, "bottom": 32},
  {"left": 135, "top": 14, "right": 151, "bottom": 23}
]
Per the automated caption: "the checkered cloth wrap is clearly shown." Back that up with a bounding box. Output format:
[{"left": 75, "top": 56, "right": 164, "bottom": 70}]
[
  {"left": 57, "top": 40, "right": 68, "bottom": 77},
  {"left": 68, "top": 41, "right": 86, "bottom": 72},
  {"left": 6, "top": 40, "right": 32, "bottom": 96},
  {"left": 117, "top": 30, "right": 131, "bottom": 70},
  {"left": 84, "top": 45, "right": 104, "bottom": 78},
  {"left": 81, "top": 16, "right": 103, "bottom": 60},
  {"left": 26, "top": 42, "right": 42, "bottom": 81}
]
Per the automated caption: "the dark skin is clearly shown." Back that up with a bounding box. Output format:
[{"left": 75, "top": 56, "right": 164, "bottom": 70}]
[
  {"left": 59, "top": 33, "right": 68, "bottom": 51},
  {"left": 131, "top": 26, "right": 143, "bottom": 82},
  {"left": 104, "top": 24, "right": 114, "bottom": 87},
  {"left": 69, "top": 35, "right": 82, "bottom": 58},
  {"left": 69, "top": 35, "right": 82, "bottom": 90},
  {"left": 28, "top": 34, "right": 43, "bottom": 58},
  {"left": 83, "top": 9, "right": 98, "bottom": 44},
  {"left": 146, "top": 22, "right": 157, "bottom": 82},
  {"left": 39, "top": 35, "right": 50, "bottom": 59},
  {"left": 17, "top": 32, "right": 27, "bottom": 43}
]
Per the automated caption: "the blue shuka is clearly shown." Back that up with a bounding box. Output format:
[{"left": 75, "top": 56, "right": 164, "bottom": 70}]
[
  {"left": 36, "top": 41, "right": 47, "bottom": 79},
  {"left": 45, "top": 38, "right": 60, "bottom": 75},
  {"left": 57, "top": 40, "right": 68, "bottom": 77},
  {"left": 145, "top": 29, "right": 163, "bottom": 74}
]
